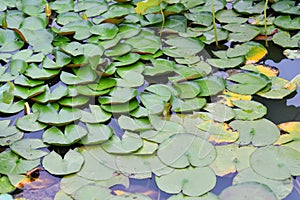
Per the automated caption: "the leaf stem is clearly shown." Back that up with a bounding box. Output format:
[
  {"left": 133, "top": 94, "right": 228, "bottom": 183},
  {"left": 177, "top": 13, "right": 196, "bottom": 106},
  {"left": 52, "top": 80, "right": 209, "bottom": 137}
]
[
  {"left": 264, "top": 0, "right": 268, "bottom": 47},
  {"left": 160, "top": 6, "right": 165, "bottom": 37},
  {"left": 211, "top": 0, "right": 218, "bottom": 47}
]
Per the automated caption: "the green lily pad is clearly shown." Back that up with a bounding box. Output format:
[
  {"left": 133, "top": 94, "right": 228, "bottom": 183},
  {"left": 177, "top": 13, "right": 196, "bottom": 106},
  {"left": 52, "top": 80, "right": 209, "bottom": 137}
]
[
  {"left": 219, "top": 182, "right": 277, "bottom": 200},
  {"left": 99, "top": 87, "right": 137, "bottom": 104},
  {"left": 199, "top": 28, "right": 228, "bottom": 44},
  {"left": 167, "top": 192, "right": 219, "bottom": 200},
  {"left": 272, "top": 31, "right": 300, "bottom": 48},
  {"left": 10, "top": 139, "right": 48, "bottom": 160},
  {"left": 42, "top": 149, "right": 84, "bottom": 175},
  {"left": 116, "top": 154, "right": 172, "bottom": 179},
  {"left": 0, "top": 131, "right": 23, "bottom": 146},
  {"left": 155, "top": 166, "right": 216, "bottom": 196},
  {"left": 20, "top": 16, "right": 46, "bottom": 30},
  {"left": 116, "top": 70, "right": 144, "bottom": 88},
  {"left": 61, "top": 66, "right": 97, "bottom": 85},
  {"left": 125, "top": 29, "right": 161, "bottom": 54},
  {"left": 74, "top": 1, "right": 108, "bottom": 17},
  {"left": 105, "top": 43, "right": 132, "bottom": 57},
  {"left": 171, "top": 98, "right": 206, "bottom": 113},
  {"left": 140, "top": 93, "right": 166, "bottom": 114},
  {"left": 0, "top": 100, "right": 25, "bottom": 114},
  {"left": 90, "top": 23, "right": 119, "bottom": 40},
  {"left": 257, "top": 76, "right": 296, "bottom": 99},
  {"left": 250, "top": 145, "right": 300, "bottom": 180},
  {"left": 157, "top": 133, "right": 216, "bottom": 168},
  {"left": 274, "top": 15, "right": 300, "bottom": 30},
  {"left": 271, "top": 1, "right": 300, "bottom": 15},
  {"left": 57, "top": 12, "right": 81, "bottom": 25},
  {"left": 233, "top": 0, "right": 264, "bottom": 14},
  {"left": 77, "top": 149, "right": 115, "bottom": 181},
  {"left": 72, "top": 185, "right": 112, "bottom": 200},
  {"left": 173, "top": 81, "right": 201, "bottom": 99},
  {"left": 42, "top": 125, "right": 87, "bottom": 146},
  {"left": 223, "top": 23, "right": 260, "bottom": 42},
  {"left": 0, "top": 150, "right": 39, "bottom": 175},
  {"left": 230, "top": 119, "right": 280, "bottom": 147},
  {"left": 58, "top": 96, "right": 89, "bottom": 107},
  {"left": 32, "top": 84, "right": 68, "bottom": 103},
  {"left": 25, "top": 63, "right": 60, "bottom": 80},
  {"left": 276, "top": 122, "right": 300, "bottom": 145},
  {"left": 210, "top": 144, "right": 256, "bottom": 176},
  {"left": 16, "top": 113, "right": 47, "bottom": 132},
  {"left": 80, "top": 105, "right": 111, "bottom": 123},
  {"left": 184, "top": 12, "right": 212, "bottom": 26},
  {"left": 233, "top": 168, "right": 293, "bottom": 199},
  {"left": 118, "top": 23, "right": 141, "bottom": 39},
  {"left": 118, "top": 115, "right": 152, "bottom": 132},
  {"left": 233, "top": 100, "right": 267, "bottom": 120},
  {"left": 101, "top": 99, "right": 139, "bottom": 113},
  {"left": 226, "top": 72, "right": 270, "bottom": 95},
  {"left": 14, "top": 75, "right": 44, "bottom": 87},
  {"left": 14, "top": 85, "right": 46, "bottom": 99},
  {"left": 0, "top": 176, "right": 15, "bottom": 194},
  {"left": 203, "top": 103, "right": 235, "bottom": 122},
  {"left": 59, "top": 20, "right": 92, "bottom": 40},
  {"left": 216, "top": 9, "right": 247, "bottom": 24},
  {"left": 0, "top": 29, "right": 24, "bottom": 52},
  {"left": 207, "top": 56, "right": 244, "bottom": 69},
  {"left": 198, "top": 121, "right": 239, "bottom": 144},
  {"left": 114, "top": 53, "right": 141, "bottom": 67},
  {"left": 0, "top": 120, "right": 20, "bottom": 137},
  {"left": 101, "top": 131, "right": 143, "bottom": 154},
  {"left": 144, "top": 58, "right": 175, "bottom": 76},
  {"left": 35, "top": 103, "right": 81, "bottom": 126},
  {"left": 79, "top": 124, "right": 113, "bottom": 145},
  {"left": 196, "top": 76, "right": 225, "bottom": 96}
]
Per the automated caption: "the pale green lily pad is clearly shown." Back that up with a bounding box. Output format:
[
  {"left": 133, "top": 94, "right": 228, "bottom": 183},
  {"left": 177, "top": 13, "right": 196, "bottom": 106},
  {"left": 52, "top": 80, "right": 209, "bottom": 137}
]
[
  {"left": 233, "top": 100, "right": 267, "bottom": 120},
  {"left": 198, "top": 121, "right": 239, "bottom": 144},
  {"left": 0, "top": 150, "right": 39, "bottom": 175},
  {"left": 57, "top": 12, "right": 81, "bottom": 25},
  {"left": 196, "top": 76, "right": 225, "bottom": 96},
  {"left": 219, "top": 182, "right": 277, "bottom": 200},
  {"left": 223, "top": 23, "right": 260, "bottom": 42},
  {"left": 77, "top": 149, "right": 115, "bottom": 181},
  {"left": 118, "top": 115, "right": 152, "bottom": 132},
  {"left": 105, "top": 43, "right": 132, "bottom": 57},
  {"left": 72, "top": 184, "right": 112, "bottom": 200},
  {"left": 14, "top": 75, "right": 44, "bottom": 87},
  {"left": 10, "top": 138, "right": 48, "bottom": 160},
  {"left": 184, "top": 12, "right": 212, "bottom": 26},
  {"left": 210, "top": 144, "right": 256, "bottom": 176},
  {"left": 20, "top": 16, "right": 46, "bottom": 30},
  {"left": 250, "top": 145, "right": 300, "bottom": 180},
  {"left": 155, "top": 166, "right": 216, "bottom": 196},
  {"left": 133, "top": 139, "right": 158, "bottom": 155},
  {"left": 233, "top": 0, "right": 264, "bottom": 14},
  {"left": 226, "top": 72, "right": 270, "bottom": 95},
  {"left": 144, "top": 58, "right": 175, "bottom": 76},
  {"left": 114, "top": 53, "right": 141, "bottom": 67},
  {"left": 233, "top": 168, "right": 293, "bottom": 199},
  {"left": 74, "top": 1, "right": 108, "bottom": 17},
  {"left": 32, "top": 84, "right": 68, "bottom": 103},
  {"left": 116, "top": 70, "right": 144, "bottom": 88},
  {"left": 207, "top": 56, "right": 244, "bottom": 69},
  {"left": 14, "top": 85, "right": 46, "bottom": 99},
  {"left": 157, "top": 133, "right": 216, "bottom": 168},
  {"left": 111, "top": 193, "right": 152, "bottom": 200},
  {"left": 101, "top": 99, "right": 139, "bottom": 113},
  {"left": 101, "top": 131, "right": 142, "bottom": 154},
  {"left": 173, "top": 81, "right": 201, "bottom": 99},
  {"left": 25, "top": 63, "right": 60, "bottom": 80},
  {"left": 0, "top": 29, "right": 24, "bottom": 52},
  {"left": 90, "top": 23, "right": 119, "bottom": 40},
  {"left": 54, "top": 190, "right": 73, "bottom": 200},
  {"left": 0, "top": 120, "right": 20, "bottom": 137},
  {"left": 99, "top": 87, "right": 137, "bottom": 104},
  {"left": 167, "top": 192, "right": 220, "bottom": 200},
  {"left": 203, "top": 103, "right": 235, "bottom": 122},
  {"left": 271, "top": 1, "right": 300, "bottom": 15},
  {"left": 258, "top": 76, "right": 297, "bottom": 99},
  {"left": 200, "top": 27, "right": 229, "bottom": 44},
  {"left": 35, "top": 103, "right": 81, "bottom": 126},
  {"left": 59, "top": 20, "right": 92, "bottom": 40},
  {"left": 59, "top": 96, "right": 89, "bottom": 107},
  {"left": 43, "top": 125, "right": 87, "bottom": 146},
  {"left": 0, "top": 131, "right": 23, "bottom": 146},
  {"left": 116, "top": 154, "right": 172, "bottom": 179},
  {"left": 216, "top": 9, "right": 247, "bottom": 24},
  {"left": 42, "top": 150, "right": 84, "bottom": 175},
  {"left": 274, "top": 15, "right": 300, "bottom": 30},
  {"left": 79, "top": 124, "right": 113, "bottom": 145},
  {"left": 61, "top": 66, "right": 97, "bottom": 85},
  {"left": 230, "top": 119, "right": 280, "bottom": 147},
  {"left": 171, "top": 98, "right": 207, "bottom": 113},
  {"left": 0, "top": 100, "right": 24, "bottom": 114},
  {"left": 272, "top": 31, "right": 300, "bottom": 48},
  {"left": 80, "top": 105, "right": 111, "bottom": 123},
  {"left": 16, "top": 112, "right": 46, "bottom": 132},
  {"left": 125, "top": 29, "right": 161, "bottom": 54}
]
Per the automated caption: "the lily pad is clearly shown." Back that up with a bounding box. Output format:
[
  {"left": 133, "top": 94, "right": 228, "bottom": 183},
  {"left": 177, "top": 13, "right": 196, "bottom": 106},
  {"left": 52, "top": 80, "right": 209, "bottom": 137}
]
[
  {"left": 60, "top": 66, "right": 97, "bottom": 85},
  {"left": 171, "top": 98, "right": 207, "bottom": 113},
  {"left": 233, "top": 0, "right": 264, "bottom": 14},
  {"left": 90, "top": 23, "right": 119, "bottom": 40},
  {"left": 157, "top": 133, "right": 216, "bottom": 168},
  {"left": 203, "top": 103, "right": 235, "bottom": 122},
  {"left": 173, "top": 81, "right": 201, "bottom": 99},
  {"left": 155, "top": 166, "right": 216, "bottom": 196},
  {"left": 0, "top": 120, "right": 19, "bottom": 137},
  {"left": 10, "top": 139, "right": 48, "bottom": 160},
  {"left": 42, "top": 125, "right": 88, "bottom": 146},
  {"left": 99, "top": 87, "right": 137, "bottom": 104},
  {"left": 105, "top": 43, "right": 132, "bottom": 57},
  {"left": 272, "top": 31, "right": 300, "bottom": 48},
  {"left": 274, "top": 15, "right": 300, "bottom": 31},
  {"left": 250, "top": 145, "right": 300, "bottom": 180},
  {"left": 196, "top": 76, "right": 226, "bottom": 96},
  {"left": 42, "top": 150, "right": 84, "bottom": 175},
  {"left": 0, "top": 100, "right": 25, "bottom": 114},
  {"left": 276, "top": 122, "right": 300, "bottom": 145},
  {"left": 0, "top": 176, "right": 15, "bottom": 194},
  {"left": 79, "top": 124, "right": 113, "bottom": 145},
  {"left": 219, "top": 182, "right": 277, "bottom": 200},
  {"left": 16, "top": 112, "right": 47, "bottom": 132},
  {"left": 118, "top": 115, "right": 152, "bottom": 132},
  {"left": 230, "top": 119, "right": 280, "bottom": 147},
  {"left": 226, "top": 72, "right": 270, "bottom": 95},
  {"left": 0, "top": 29, "right": 24, "bottom": 52},
  {"left": 232, "top": 100, "right": 267, "bottom": 120},
  {"left": 101, "top": 99, "right": 139, "bottom": 113},
  {"left": 80, "top": 105, "right": 112, "bottom": 123},
  {"left": 207, "top": 56, "right": 244, "bottom": 69}
]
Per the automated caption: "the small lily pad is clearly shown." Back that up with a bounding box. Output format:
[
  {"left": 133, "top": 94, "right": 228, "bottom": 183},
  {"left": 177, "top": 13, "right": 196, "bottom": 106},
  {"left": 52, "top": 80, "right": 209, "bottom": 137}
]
[
  {"left": 157, "top": 133, "right": 216, "bottom": 168},
  {"left": 230, "top": 119, "right": 280, "bottom": 147},
  {"left": 42, "top": 150, "right": 84, "bottom": 175},
  {"left": 0, "top": 29, "right": 24, "bottom": 52},
  {"left": 155, "top": 166, "right": 216, "bottom": 196},
  {"left": 43, "top": 125, "right": 88, "bottom": 146},
  {"left": 99, "top": 87, "right": 137, "bottom": 104},
  {"left": 171, "top": 98, "right": 206, "bottom": 113}
]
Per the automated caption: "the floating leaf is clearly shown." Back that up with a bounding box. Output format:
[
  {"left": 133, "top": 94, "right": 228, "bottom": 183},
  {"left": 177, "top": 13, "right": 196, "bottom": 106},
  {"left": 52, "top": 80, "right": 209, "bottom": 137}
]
[
  {"left": 245, "top": 43, "right": 267, "bottom": 64},
  {"left": 144, "top": 58, "right": 175, "bottom": 76},
  {"left": 274, "top": 15, "right": 300, "bottom": 31},
  {"left": 0, "top": 100, "right": 25, "bottom": 114},
  {"left": 155, "top": 166, "right": 216, "bottom": 196},
  {"left": 101, "top": 99, "right": 139, "bottom": 113},
  {"left": 60, "top": 66, "right": 97, "bottom": 85},
  {"left": 233, "top": 0, "right": 264, "bottom": 14},
  {"left": 79, "top": 124, "right": 113, "bottom": 145},
  {"left": 157, "top": 133, "right": 216, "bottom": 168},
  {"left": 16, "top": 112, "right": 46, "bottom": 132},
  {"left": 10, "top": 139, "right": 48, "bottom": 160},
  {"left": 223, "top": 23, "right": 260, "bottom": 42},
  {"left": 250, "top": 145, "right": 300, "bottom": 180},
  {"left": 99, "top": 87, "right": 137, "bottom": 104},
  {"left": 80, "top": 105, "right": 111, "bottom": 123},
  {"left": 232, "top": 100, "right": 267, "bottom": 120},
  {"left": 42, "top": 150, "right": 84, "bottom": 175},
  {"left": 203, "top": 103, "right": 235, "bottom": 122},
  {"left": 0, "top": 150, "right": 39, "bottom": 175},
  {"left": 171, "top": 98, "right": 206, "bottom": 113},
  {"left": 272, "top": 31, "right": 300, "bottom": 48},
  {"left": 226, "top": 72, "right": 270, "bottom": 95},
  {"left": 0, "top": 120, "right": 19, "bottom": 137},
  {"left": 173, "top": 81, "right": 201, "bottom": 99},
  {"left": 233, "top": 168, "right": 293, "bottom": 199},
  {"left": 0, "top": 29, "right": 24, "bottom": 52},
  {"left": 230, "top": 119, "right": 280, "bottom": 147},
  {"left": 134, "top": 0, "right": 162, "bottom": 15},
  {"left": 283, "top": 49, "right": 300, "bottom": 59},
  {"left": 118, "top": 115, "right": 152, "bottom": 132},
  {"left": 116, "top": 70, "right": 144, "bottom": 88},
  {"left": 276, "top": 122, "right": 300, "bottom": 145},
  {"left": 105, "top": 43, "right": 132, "bottom": 57},
  {"left": 198, "top": 120, "right": 239, "bottom": 144},
  {"left": 196, "top": 76, "right": 226, "bottom": 96},
  {"left": 216, "top": 9, "right": 247, "bottom": 24},
  {"left": 241, "top": 64, "right": 279, "bottom": 77},
  {"left": 167, "top": 192, "right": 219, "bottom": 200},
  {"left": 207, "top": 56, "right": 244, "bottom": 69},
  {"left": 32, "top": 84, "right": 68, "bottom": 103},
  {"left": 72, "top": 185, "right": 112, "bottom": 200},
  {"left": 0, "top": 176, "right": 15, "bottom": 194},
  {"left": 59, "top": 20, "right": 92, "bottom": 40},
  {"left": 271, "top": 1, "right": 300, "bottom": 15},
  {"left": 43, "top": 125, "right": 87, "bottom": 146},
  {"left": 219, "top": 182, "right": 277, "bottom": 200}
]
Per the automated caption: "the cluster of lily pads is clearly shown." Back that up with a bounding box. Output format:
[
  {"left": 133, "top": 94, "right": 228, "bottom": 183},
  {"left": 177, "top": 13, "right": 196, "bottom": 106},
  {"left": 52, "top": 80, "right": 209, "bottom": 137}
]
[{"left": 0, "top": 0, "right": 300, "bottom": 199}]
